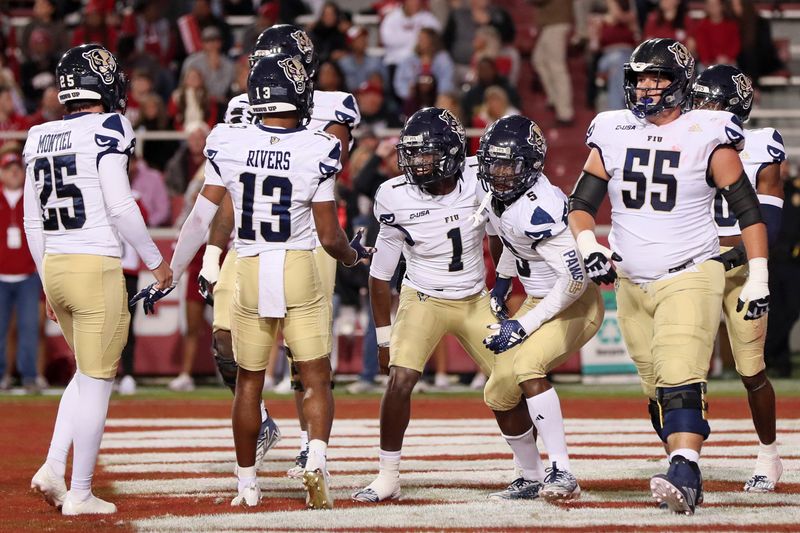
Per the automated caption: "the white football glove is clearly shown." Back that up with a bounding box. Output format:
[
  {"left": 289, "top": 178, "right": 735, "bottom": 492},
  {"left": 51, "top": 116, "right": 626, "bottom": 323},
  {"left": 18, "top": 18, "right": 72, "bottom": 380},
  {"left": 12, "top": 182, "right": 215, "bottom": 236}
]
[
  {"left": 576, "top": 230, "right": 622, "bottom": 285},
  {"left": 737, "top": 257, "right": 769, "bottom": 320}
]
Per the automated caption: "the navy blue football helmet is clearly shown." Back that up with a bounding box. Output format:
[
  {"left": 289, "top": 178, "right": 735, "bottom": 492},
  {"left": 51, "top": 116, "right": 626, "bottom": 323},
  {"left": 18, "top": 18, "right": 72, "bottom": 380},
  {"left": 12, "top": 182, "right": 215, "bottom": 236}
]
[
  {"left": 624, "top": 38, "right": 695, "bottom": 118},
  {"left": 690, "top": 64, "right": 754, "bottom": 122},
  {"left": 251, "top": 24, "right": 318, "bottom": 79},
  {"left": 396, "top": 107, "right": 466, "bottom": 189},
  {"left": 56, "top": 44, "right": 127, "bottom": 112},
  {"left": 248, "top": 53, "right": 313, "bottom": 123},
  {"left": 477, "top": 115, "right": 547, "bottom": 204}
]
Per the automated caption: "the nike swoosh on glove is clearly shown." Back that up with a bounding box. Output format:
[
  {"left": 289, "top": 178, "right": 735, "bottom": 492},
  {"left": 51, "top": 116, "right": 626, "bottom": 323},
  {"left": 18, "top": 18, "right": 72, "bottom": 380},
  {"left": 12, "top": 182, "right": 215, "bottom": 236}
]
[
  {"left": 490, "top": 275, "right": 512, "bottom": 320},
  {"left": 737, "top": 258, "right": 769, "bottom": 320},
  {"left": 129, "top": 283, "right": 176, "bottom": 315},
  {"left": 483, "top": 319, "right": 528, "bottom": 354},
  {"left": 198, "top": 275, "right": 214, "bottom": 306}
]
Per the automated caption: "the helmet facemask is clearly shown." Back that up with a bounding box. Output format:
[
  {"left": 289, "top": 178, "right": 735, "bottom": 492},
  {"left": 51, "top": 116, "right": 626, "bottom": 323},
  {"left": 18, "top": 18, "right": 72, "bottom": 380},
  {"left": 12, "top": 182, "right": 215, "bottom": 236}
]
[
  {"left": 397, "top": 139, "right": 460, "bottom": 190},
  {"left": 624, "top": 67, "right": 685, "bottom": 118},
  {"left": 477, "top": 147, "right": 542, "bottom": 203}
]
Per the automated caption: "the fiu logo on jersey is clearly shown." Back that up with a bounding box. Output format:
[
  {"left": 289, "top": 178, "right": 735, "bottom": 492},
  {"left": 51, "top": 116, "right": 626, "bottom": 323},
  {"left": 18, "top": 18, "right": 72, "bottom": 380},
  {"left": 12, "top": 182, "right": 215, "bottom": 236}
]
[
  {"left": 291, "top": 30, "right": 315, "bottom": 61},
  {"left": 667, "top": 42, "right": 694, "bottom": 79},
  {"left": 439, "top": 109, "right": 465, "bottom": 146},
  {"left": 732, "top": 73, "right": 753, "bottom": 110},
  {"left": 278, "top": 57, "right": 307, "bottom": 94},
  {"left": 82, "top": 48, "right": 117, "bottom": 85}
]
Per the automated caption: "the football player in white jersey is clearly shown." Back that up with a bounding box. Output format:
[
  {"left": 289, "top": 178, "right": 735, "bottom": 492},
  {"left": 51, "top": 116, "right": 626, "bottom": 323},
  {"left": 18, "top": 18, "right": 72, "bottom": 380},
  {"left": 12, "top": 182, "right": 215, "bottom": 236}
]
[
  {"left": 25, "top": 44, "right": 172, "bottom": 515},
  {"left": 351, "top": 108, "right": 545, "bottom": 504},
  {"left": 130, "top": 54, "right": 372, "bottom": 509},
  {"left": 198, "top": 25, "right": 362, "bottom": 476},
  {"left": 689, "top": 65, "right": 785, "bottom": 492},
  {"left": 568, "top": 38, "right": 770, "bottom": 514},
  {"left": 476, "top": 115, "right": 604, "bottom": 501}
]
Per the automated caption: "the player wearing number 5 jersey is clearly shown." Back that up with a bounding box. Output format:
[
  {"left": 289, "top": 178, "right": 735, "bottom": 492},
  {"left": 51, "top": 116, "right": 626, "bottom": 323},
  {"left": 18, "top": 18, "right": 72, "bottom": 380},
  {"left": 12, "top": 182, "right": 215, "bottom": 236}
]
[
  {"left": 130, "top": 54, "right": 372, "bottom": 510},
  {"left": 25, "top": 44, "right": 172, "bottom": 516},
  {"left": 690, "top": 65, "right": 785, "bottom": 492},
  {"left": 568, "top": 38, "right": 770, "bottom": 515}
]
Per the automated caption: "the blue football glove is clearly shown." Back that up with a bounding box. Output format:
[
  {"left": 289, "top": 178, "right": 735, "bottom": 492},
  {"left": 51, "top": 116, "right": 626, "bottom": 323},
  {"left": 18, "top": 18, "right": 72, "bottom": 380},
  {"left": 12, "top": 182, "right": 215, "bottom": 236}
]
[
  {"left": 483, "top": 319, "right": 529, "bottom": 354},
  {"left": 129, "top": 283, "right": 176, "bottom": 315},
  {"left": 343, "top": 229, "right": 375, "bottom": 267},
  {"left": 198, "top": 274, "right": 214, "bottom": 306},
  {"left": 490, "top": 275, "right": 512, "bottom": 320}
]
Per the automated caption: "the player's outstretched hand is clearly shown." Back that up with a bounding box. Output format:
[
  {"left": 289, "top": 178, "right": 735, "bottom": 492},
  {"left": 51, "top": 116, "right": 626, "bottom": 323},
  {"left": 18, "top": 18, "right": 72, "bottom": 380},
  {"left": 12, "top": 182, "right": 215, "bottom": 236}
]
[
  {"left": 152, "top": 261, "right": 173, "bottom": 290},
  {"left": 198, "top": 275, "right": 215, "bottom": 306},
  {"left": 576, "top": 230, "right": 621, "bottom": 285},
  {"left": 483, "top": 319, "right": 528, "bottom": 354},
  {"left": 489, "top": 275, "right": 512, "bottom": 320},
  {"left": 129, "top": 282, "right": 176, "bottom": 315},
  {"left": 737, "top": 258, "right": 769, "bottom": 320},
  {"left": 344, "top": 229, "right": 375, "bottom": 266}
]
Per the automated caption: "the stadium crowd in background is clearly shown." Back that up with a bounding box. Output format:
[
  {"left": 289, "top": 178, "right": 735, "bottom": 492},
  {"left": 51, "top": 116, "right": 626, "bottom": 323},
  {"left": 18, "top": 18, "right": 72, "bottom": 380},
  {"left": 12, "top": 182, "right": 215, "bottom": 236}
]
[{"left": 0, "top": 0, "right": 797, "bottom": 394}]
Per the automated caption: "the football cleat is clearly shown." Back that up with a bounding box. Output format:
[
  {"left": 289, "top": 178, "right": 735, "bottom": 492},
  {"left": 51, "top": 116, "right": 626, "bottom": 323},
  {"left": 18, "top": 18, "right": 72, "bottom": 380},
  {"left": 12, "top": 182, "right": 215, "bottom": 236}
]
[
  {"left": 650, "top": 455, "right": 701, "bottom": 515},
  {"left": 254, "top": 414, "right": 281, "bottom": 469},
  {"left": 61, "top": 492, "right": 116, "bottom": 515},
  {"left": 231, "top": 481, "right": 261, "bottom": 507},
  {"left": 351, "top": 476, "right": 401, "bottom": 503},
  {"left": 744, "top": 453, "right": 782, "bottom": 493},
  {"left": 287, "top": 448, "right": 309, "bottom": 479},
  {"left": 540, "top": 462, "right": 581, "bottom": 501},
  {"left": 31, "top": 463, "right": 67, "bottom": 509},
  {"left": 303, "top": 468, "right": 334, "bottom": 509},
  {"left": 488, "top": 477, "right": 543, "bottom": 500}
]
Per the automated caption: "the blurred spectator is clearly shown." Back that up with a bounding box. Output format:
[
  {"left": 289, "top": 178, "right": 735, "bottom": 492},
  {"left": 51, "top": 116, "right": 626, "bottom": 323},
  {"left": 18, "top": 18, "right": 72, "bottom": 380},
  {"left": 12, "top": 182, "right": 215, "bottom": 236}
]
[
  {"left": 0, "top": 153, "right": 42, "bottom": 393},
  {"left": 338, "top": 26, "right": 388, "bottom": 93},
  {"left": 20, "top": 29, "right": 58, "bottom": 113},
  {"left": 594, "top": 0, "right": 638, "bottom": 111},
  {"left": 690, "top": 0, "right": 740, "bottom": 67},
  {"left": 643, "top": 0, "right": 691, "bottom": 42},
  {"left": 0, "top": 56, "right": 31, "bottom": 119},
  {"left": 124, "top": 69, "right": 156, "bottom": 127},
  {"left": 181, "top": 27, "right": 235, "bottom": 101},
  {"left": 469, "top": 85, "right": 519, "bottom": 152},
  {"left": 135, "top": 93, "right": 177, "bottom": 171},
  {"left": 531, "top": 0, "right": 575, "bottom": 124},
  {"left": 732, "top": 0, "right": 783, "bottom": 81},
  {"left": 165, "top": 121, "right": 210, "bottom": 195},
  {"left": 229, "top": 55, "right": 250, "bottom": 96},
  {"left": 224, "top": 0, "right": 256, "bottom": 15},
  {"left": 317, "top": 60, "right": 348, "bottom": 92},
  {"left": 394, "top": 28, "right": 454, "bottom": 101},
  {"left": 119, "top": 0, "right": 176, "bottom": 68},
  {"left": 23, "top": 85, "right": 63, "bottom": 128},
  {"left": 20, "top": 0, "right": 69, "bottom": 62},
  {"left": 177, "top": 0, "right": 233, "bottom": 58},
  {"left": 239, "top": 2, "right": 279, "bottom": 55},
  {"left": 379, "top": 0, "right": 441, "bottom": 80},
  {"left": 469, "top": 25, "right": 520, "bottom": 87},
  {"left": 169, "top": 66, "right": 220, "bottom": 131},
  {"left": 356, "top": 79, "right": 403, "bottom": 130},
  {"left": 70, "top": 0, "right": 119, "bottom": 53},
  {"left": 0, "top": 86, "right": 26, "bottom": 148},
  {"left": 462, "top": 57, "right": 520, "bottom": 123},
  {"left": 131, "top": 157, "right": 171, "bottom": 227},
  {"left": 310, "top": 1, "right": 349, "bottom": 63},
  {"left": 636, "top": 0, "right": 660, "bottom": 31},
  {"left": 402, "top": 73, "right": 438, "bottom": 117},
  {"left": 435, "top": 92, "right": 466, "bottom": 124},
  {"left": 443, "top": 0, "right": 515, "bottom": 81}
]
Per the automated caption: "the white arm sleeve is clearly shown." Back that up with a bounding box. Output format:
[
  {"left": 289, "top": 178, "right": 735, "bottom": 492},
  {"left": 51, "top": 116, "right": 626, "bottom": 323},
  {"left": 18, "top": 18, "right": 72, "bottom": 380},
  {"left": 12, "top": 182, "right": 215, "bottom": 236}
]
[
  {"left": 496, "top": 246, "right": 517, "bottom": 279},
  {"left": 516, "top": 232, "right": 587, "bottom": 334},
  {"left": 369, "top": 223, "right": 405, "bottom": 281},
  {"left": 98, "top": 154, "right": 163, "bottom": 270},
  {"left": 170, "top": 193, "right": 219, "bottom": 282},
  {"left": 22, "top": 171, "right": 44, "bottom": 278}
]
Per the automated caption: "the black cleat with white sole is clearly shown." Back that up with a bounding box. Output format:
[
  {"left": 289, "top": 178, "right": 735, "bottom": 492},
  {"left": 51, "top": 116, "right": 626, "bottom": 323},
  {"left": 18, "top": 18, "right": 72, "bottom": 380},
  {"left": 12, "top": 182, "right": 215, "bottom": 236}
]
[{"left": 650, "top": 455, "right": 701, "bottom": 515}]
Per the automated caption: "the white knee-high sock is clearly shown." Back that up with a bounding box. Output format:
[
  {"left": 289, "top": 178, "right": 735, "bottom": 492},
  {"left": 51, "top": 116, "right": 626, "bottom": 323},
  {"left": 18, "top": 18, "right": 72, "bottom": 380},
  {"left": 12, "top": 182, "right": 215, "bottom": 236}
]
[
  {"left": 46, "top": 375, "right": 79, "bottom": 477},
  {"left": 503, "top": 427, "right": 545, "bottom": 481},
  {"left": 69, "top": 372, "right": 113, "bottom": 500},
  {"left": 526, "top": 387, "right": 571, "bottom": 471}
]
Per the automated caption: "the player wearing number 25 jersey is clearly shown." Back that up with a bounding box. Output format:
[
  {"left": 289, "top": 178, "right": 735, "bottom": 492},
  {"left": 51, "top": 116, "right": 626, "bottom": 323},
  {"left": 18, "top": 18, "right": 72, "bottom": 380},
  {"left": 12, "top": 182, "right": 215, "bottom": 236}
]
[
  {"left": 568, "top": 38, "right": 770, "bottom": 514},
  {"left": 25, "top": 44, "right": 171, "bottom": 516},
  {"left": 690, "top": 65, "right": 785, "bottom": 493}
]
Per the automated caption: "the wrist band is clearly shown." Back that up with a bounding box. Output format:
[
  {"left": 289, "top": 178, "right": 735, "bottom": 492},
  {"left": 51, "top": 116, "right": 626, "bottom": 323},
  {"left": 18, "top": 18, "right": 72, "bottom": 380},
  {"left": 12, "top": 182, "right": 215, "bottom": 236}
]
[{"left": 376, "top": 325, "right": 391, "bottom": 346}]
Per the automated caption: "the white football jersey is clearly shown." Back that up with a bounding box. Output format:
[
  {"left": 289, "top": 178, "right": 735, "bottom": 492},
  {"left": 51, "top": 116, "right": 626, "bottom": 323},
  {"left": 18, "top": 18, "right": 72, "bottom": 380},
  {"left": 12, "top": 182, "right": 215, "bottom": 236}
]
[
  {"left": 224, "top": 90, "right": 362, "bottom": 135},
  {"left": 713, "top": 127, "right": 786, "bottom": 236},
  {"left": 23, "top": 112, "right": 136, "bottom": 258},
  {"left": 586, "top": 108, "right": 744, "bottom": 283},
  {"left": 371, "top": 157, "right": 487, "bottom": 299},
  {"left": 483, "top": 174, "right": 579, "bottom": 299},
  {"left": 202, "top": 122, "right": 342, "bottom": 257}
]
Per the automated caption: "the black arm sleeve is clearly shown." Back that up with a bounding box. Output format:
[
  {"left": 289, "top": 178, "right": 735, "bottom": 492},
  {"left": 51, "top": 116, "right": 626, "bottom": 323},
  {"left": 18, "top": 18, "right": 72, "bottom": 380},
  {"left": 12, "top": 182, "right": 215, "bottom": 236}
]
[
  {"left": 568, "top": 171, "right": 609, "bottom": 217},
  {"left": 720, "top": 172, "right": 764, "bottom": 230}
]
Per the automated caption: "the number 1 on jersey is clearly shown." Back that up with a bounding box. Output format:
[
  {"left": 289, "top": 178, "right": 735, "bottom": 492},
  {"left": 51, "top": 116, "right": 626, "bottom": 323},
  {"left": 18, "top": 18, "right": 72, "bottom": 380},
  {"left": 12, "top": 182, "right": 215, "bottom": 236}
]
[{"left": 446, "top": 227, "right": 463, "bottom": 271}]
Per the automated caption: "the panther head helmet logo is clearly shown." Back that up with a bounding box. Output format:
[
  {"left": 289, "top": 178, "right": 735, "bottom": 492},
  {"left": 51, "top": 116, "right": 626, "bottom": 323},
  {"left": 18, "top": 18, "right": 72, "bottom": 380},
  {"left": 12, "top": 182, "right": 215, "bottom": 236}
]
[
  {"left": 732, "top": 73, "right": 753, "bottom": 110},
  {"left": 82, "top": 48, "right": 117, "bottom": 85},
  {"left": 290, "top": 30, "right": 314, "bottom": 61},
  {"left": 278, "top": 57, "right": 308, "bottom": 94},
  {"left": 667, "top": 41, "right": 694, "bottom": 80}
]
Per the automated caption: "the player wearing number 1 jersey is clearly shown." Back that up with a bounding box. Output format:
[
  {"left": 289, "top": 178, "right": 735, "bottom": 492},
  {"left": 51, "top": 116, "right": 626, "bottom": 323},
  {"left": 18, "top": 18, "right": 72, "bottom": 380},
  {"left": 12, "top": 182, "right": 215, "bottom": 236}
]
[
  {"left": 568, "top": 38, "right": 770, "bottom": 514},
  {"left": 690, "top": 65, "right": 785, "bottom": 492},
  {"left": 25, "top": 44, "right": 172, "bottom": 516},
  {"left": 130, "top": 54, "right": 371, "bottom": 510}
]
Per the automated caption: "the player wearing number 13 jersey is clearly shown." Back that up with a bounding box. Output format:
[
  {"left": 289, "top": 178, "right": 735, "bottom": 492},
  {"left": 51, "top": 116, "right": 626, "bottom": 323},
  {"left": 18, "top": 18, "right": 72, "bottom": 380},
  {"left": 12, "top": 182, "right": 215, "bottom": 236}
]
[
  {"left": 690, "top": 65, "right": 785, "bottom": 493},
  {"left": 568, "top": 38, "right": 770, "bottom": 515},
  {"left": 24, "top": 44, "right": 171, "bottom": 516}
]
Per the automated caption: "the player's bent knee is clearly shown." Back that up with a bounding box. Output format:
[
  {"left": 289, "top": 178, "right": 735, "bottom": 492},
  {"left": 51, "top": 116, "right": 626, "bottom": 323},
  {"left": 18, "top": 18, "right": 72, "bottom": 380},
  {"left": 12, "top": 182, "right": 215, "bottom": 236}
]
[
  {"left": 740, "top": 370, "right": 769, "bottom": 392},
  {"left": 213, "top": 333, "right": 238, "bottom": 390},
  {"left": 386, "top": 368, "right": 418, "bottom": 398},
  {"left": 648, "top": 398, "right": 666, "bottom": 442},
  {"left": 657, "top": 383, "right": 710, "bottom": 440},
  {"left": 483, "top": 375, "right": 521, "bottom": 412}
]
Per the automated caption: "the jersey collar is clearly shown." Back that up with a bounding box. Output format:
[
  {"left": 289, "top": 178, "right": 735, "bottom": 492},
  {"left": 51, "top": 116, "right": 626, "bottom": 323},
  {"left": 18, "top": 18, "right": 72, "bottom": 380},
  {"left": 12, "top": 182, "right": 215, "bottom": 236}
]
[{"left": 256, "top": 124, "right": 307, "bottom": 134}]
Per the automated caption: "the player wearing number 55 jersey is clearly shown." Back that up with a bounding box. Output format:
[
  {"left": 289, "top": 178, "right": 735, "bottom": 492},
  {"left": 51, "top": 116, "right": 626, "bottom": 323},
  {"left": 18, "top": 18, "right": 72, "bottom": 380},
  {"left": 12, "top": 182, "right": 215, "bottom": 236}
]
[
  {"left": 568, "top": 38, "right": 770, "bottom": 515},
  {"left": 690, "top": 65, "right": 785, "bottom": 492},
  {"left": 25, "top": 44, "right": 172, "bottom": 516},
  {"left": 130, "top": 54, "right": 372, "bottom": 510},
  {"left": 352, "top": 108, "right": 542, "bottom": 504}
]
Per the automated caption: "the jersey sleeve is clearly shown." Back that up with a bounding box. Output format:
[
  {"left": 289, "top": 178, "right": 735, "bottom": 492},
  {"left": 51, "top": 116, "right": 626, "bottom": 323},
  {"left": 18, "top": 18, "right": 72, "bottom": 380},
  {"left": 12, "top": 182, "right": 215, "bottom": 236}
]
[
  {"left": 94, "top": 113, "right": 136, "bottom": 166},
  {"left": 370, "top": 187, "right": 405, "bottom": 281},
  {"left": 521, "top": 188, "right": 569, "bottom": 246},
  {"left": 761, "top": 128, "right": 786, "bottom": 164},
  {"left": 333, "top": 93, "right": 361, "bottom": 128},
  {"left": 202, "top": 127, "right": 225, "bottom": 187},
  {"left": 584, "top": 112, "right": 615, "bottom": 174},
  {"left": 318, "top": 136, "right": 343, "bottom": 179},
  {"left": 713, "top": 111, "right": 746, "bottom": 152}
]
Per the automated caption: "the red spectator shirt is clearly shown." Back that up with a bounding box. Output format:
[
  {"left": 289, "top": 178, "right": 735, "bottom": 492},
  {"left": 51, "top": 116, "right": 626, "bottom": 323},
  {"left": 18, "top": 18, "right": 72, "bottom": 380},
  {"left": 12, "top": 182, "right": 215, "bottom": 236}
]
[
  {"left": 643, "top": 13, "right": 692, "bottom": 42},
  {"left": 691, "top": 18, "right": 740, "bottom": 65},
  {"left": 0, "top": 184, "right": 35, "bottom": 276}
]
